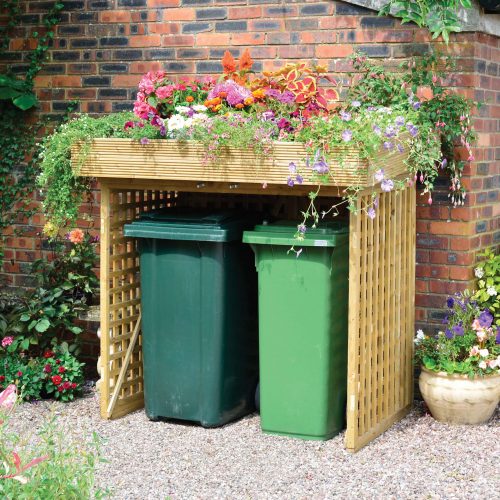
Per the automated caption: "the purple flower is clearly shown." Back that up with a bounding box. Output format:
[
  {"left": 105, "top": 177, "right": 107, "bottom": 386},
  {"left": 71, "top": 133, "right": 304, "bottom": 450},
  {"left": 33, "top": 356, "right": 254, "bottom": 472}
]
[
  {"left": 367, "top": 106, "right": 376, "bottom": 112},
  {"left": 265, "top": 89, "right": 295, "bottom": 104},
  {"left": 445, "top": 329, "right": 453, "bottom": 339},
  {"left": 340, "top": 110, "right": 351, "bottom": 121},
  {"left": 478, "top": 310, "right": 493, "bottom": 329},
  {"left": 406, "top": 123, "right": 419, "bottom": 137},
  {"left": 446, "top": 297, "right": 455, "bottom": 309},
  {"left": 140, "top": 137, "right": 150, "bottom": 145},
  {"left": 395, "top": 116, "right": 405, "bottom": 127},
  {"left": 277, "top": 118, "right": 293, "bottom": 132},
  {"left": 372, "top": 125, "right": 382, "bottom": 136},
  {"left": 342, "top": 129, "right": 352, "bottom": 142},
  {"left": 297, "top": 224, "right": 306, "bottom": 234},
  {"left": 313, "top": 159, "right": 329, "bottom": 175},
  {"left": 496, "top": 327, "right": 500, "bottom": 344},
  {"left": 412, "top": 101, "right": 421, "bottom": 110},
  {"left": 208, "top": 79, "right": 251, "bottom": 106},
  {"left": 381, "top": 179, "right": 394, "bottom": 192},
  {"left": 287, "top": 177, "right": 294, "bottom": 187},
  {"left": 296, "top": 174, "right": 303, "bottom": 184},
  {"left": 452, "top": 324, "right": 464, "bottom": 336},
  {"left": 441, "top": 158, "right": 448, "bottom": 169},
  {"left": 288, "top": 162, "right": 297, "bottom": 174},
  {"left": 367, "top": 207, "right": 376, "bottom": 219},
  {"left": 261, "top": 110, "right": 275, "bottom": 121},
  {"left": 374, "top": 169, "right": 385, "bottom": 183},
  {"left": 385, "top": 125, "right": 396, "bottom": 138},
  {"left": 397, "top": 144, "right": 405, "bottom": 153},
  {"left": 383, "top": 141, "right": 393, "bottom": 150},
  {"left": 351, "top": 100, "right": 361, "bottom": 108},
  {"left": 373, "top": 196, "right": 379, "bottom": 208}
]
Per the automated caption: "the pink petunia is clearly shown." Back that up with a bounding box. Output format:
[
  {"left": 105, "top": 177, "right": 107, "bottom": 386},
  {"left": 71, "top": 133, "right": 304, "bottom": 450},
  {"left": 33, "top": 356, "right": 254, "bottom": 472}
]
[
  {"left": 155, "top": 86, "right": 174, "bottom": 100},
  {"left": 1, "top": 336, "right": 13, "bottom": 348}
]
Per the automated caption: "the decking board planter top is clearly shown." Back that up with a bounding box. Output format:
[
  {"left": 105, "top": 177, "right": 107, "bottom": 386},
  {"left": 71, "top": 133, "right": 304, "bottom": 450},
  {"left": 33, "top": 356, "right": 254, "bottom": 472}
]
[{"left": 72, "top": 139, "right": 415, "bottom": 452}]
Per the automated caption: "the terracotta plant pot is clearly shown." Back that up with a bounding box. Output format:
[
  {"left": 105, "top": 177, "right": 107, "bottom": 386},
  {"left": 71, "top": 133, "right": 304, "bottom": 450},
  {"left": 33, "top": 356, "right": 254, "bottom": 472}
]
[{"left": 419, "top": 367, "right": 500, "bottom": 425}]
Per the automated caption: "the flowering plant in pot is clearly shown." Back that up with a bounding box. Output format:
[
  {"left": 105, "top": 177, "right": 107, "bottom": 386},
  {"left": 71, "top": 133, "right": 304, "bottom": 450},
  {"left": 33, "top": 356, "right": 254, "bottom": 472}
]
[{"left": 415, "top": 292, "right": 500, "bottom": 424}]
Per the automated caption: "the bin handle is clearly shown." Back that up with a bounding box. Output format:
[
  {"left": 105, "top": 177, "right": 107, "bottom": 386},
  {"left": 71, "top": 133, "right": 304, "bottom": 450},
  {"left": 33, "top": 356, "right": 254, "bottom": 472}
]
[{"left": 106, "top": 312, "right": 142, "bottom": 417}]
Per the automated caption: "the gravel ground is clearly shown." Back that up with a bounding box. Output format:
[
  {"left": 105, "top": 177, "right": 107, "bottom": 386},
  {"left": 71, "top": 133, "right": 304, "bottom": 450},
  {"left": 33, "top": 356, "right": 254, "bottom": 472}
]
[{"left": 9, "top": 384, "right": 500, "bottom": 500}]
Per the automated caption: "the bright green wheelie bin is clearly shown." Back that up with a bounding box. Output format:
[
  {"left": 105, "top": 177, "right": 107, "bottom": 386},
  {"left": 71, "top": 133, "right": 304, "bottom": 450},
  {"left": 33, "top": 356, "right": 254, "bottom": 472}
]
[
  {"left": 243, "top": 221, "right": 349, "bottom": 440},
  {"left": 124, "top": 209, "right": 258, "bottom": 428}
]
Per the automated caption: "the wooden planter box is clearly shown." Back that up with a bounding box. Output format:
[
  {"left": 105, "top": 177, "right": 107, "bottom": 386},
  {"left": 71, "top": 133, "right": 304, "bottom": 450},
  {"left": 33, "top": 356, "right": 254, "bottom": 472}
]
[{"left": 71, "top": 138, "right": 408, "bottom": 188}]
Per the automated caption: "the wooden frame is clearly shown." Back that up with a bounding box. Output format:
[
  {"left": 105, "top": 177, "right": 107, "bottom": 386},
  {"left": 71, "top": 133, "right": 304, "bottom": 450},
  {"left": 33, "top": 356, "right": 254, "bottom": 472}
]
[{"left": 78, "top": 144, "right": 415, "bottom": 451}]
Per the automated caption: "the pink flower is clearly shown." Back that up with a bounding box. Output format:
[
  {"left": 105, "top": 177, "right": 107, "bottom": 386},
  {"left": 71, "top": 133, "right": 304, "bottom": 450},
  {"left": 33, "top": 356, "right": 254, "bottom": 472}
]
[
  {"left": 471, "top": 319, "right": 481, "bottom": 331},
  {"left": 136, "top": 91, "right": 146, "bottom": 103},
  {"left": 1, "top": 336, "right": 13, "bottom": 348},
  {"left": 0, "top": 385, "right": 17, "bottom": 410},
  {"left": 155, "top": 86, "right": 174, "bottom": 100},
  {"left": 134, "top": 101, "right": 155, "bottom": 120},
  {"left": 476, "top": 329, "right": 488, "bottom": 342},
  {"left": 469, "top": 345, "right": 480, "bottom": 356},
  {"left": 138, "top": 77, "right": 154, "bottom": 95}
]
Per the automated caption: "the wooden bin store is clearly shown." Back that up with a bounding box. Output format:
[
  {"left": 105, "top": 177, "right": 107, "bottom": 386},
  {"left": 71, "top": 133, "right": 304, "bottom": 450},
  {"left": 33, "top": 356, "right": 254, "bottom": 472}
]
[{"left": 72, "top": 138, "right": 416, "bottom": 452}]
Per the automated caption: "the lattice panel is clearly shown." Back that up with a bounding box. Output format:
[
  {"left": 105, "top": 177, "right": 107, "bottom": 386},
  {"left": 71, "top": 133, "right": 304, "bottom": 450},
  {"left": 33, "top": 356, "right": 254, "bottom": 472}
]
[
  {"left": 345, "top": 186, "right": 416, "bottom": 452},
  {"left": 99, "top": 187, "right": 174, "bottom": 419}
]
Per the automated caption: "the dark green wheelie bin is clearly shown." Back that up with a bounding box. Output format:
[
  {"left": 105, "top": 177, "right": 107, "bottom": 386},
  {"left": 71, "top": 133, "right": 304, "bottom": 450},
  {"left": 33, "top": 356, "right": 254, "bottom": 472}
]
[
  {"left": 243, "top": 221, "right": 349, "bottom": 440},
  {"left": 124, "top": 209, "right": 258, "bottom": 427}
]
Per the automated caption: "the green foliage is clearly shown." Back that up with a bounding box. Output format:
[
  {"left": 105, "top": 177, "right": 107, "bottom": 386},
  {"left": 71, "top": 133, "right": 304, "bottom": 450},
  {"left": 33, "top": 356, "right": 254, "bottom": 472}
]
[
  {"left": 38, "top": 112, "right": 160, "bottom": 231},
  {"left": 0, "top": 393, "right": 109, "bottom": 497},
  {"left": 0, "top": 75, "right": 37, "bottom": 111},
  {"left": 379, "top": 0, "right": 473, "bottom": 44},
  {"left": 0, "top": 346, "right": 85, "bottom": 402},
  {"left": 414, "top": 291, "right": 500, "bottom": 377},
  {"left": 473, "top": 248, "right": 500, "bottom": 324}
]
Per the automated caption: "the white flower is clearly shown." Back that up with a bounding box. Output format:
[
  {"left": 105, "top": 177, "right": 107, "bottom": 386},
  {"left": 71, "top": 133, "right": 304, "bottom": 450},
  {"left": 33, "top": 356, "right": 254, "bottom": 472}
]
[
  {"left": 479, "top": 348, "right": 489, "bottom": 358},
  {"left": 414, "top": 330, "right": 425, "bottom": 344},
  {"left": 191, "top": 113, "right": 209, "bottom": 125},
  {"left": 174, "top": 106, "right": 191, "bottom": 115},
  {"left": 192, "top": 104, "right": 208, "bottom": 112},
  {"left": 487, "top": 359, "right": 498, "bottom": 369},
  {"left": 486, "top": 286, "right": 497, "bottom": 296},
  {"left": 167, "top": 114, "right": 187, "bottom": 131},
  {"left": 474, "top": 267, "right": 484, "bottom": 279},
  {"left": 478, "top": 360, "right": 487, "bottom": 370}
]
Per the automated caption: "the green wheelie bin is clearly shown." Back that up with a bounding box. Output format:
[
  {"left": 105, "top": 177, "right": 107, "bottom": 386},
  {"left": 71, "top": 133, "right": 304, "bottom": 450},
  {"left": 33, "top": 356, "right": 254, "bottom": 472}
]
[
  {"left": 243, "top": 221, "right": 349, "bottom": 440},
  {"left": 124, "top": 209, "right": 258, "bottom": 427}
]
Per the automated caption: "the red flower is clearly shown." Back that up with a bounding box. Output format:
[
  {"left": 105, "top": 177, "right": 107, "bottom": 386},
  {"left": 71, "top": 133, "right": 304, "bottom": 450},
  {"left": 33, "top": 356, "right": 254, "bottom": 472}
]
[
  {"left": 58, "top": 366, "right": 66, "bottom": 374},
  {"left": 0, "top": 375, "right": 5, "bottom": 382},
  {"left": 44, "top": 351, "right": 54, "bottom": 359},
  {"left": 58, "top": 386, "right": 64, "bottom": 392},
  {"left": 43, "top": 364, "right": 52, "bottom": 374},
  {"left": 16, "top": 371, "right": 22, "bottom": 377},
  {"left": 62, "top": 381, "right": 71, "bottom": 390},
  {"left": 71, "top": 383, "right": 77, "bottom": 389},
  {"left": 222, "top": 50, "right": 236, "bottom": 74},
  {"left": 239, "top": 48, "right": 253, "bottom": 71},
  {"left": 55, "top": 359, "right": 61, "bottom": 365},
  {"left": 51, "top": 375, "right": 62, "bottom": 386}
]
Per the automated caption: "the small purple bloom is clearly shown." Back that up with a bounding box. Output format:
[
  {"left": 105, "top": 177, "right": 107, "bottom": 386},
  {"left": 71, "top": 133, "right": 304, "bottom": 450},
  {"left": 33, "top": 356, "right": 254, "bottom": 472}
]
[
  {"left": 351, "top": 100, "right": 361, "bottom": 108},
  {"left": 383, "top": 141, "right": 393, "bottom": 151},
  {"left": 496, "top": 327, "right": 500, "bottom": 344},
  {"left": 478, "top": 310, "right": 493, "bottom": 329},
  {"left": 452, "top": 325, "right": 464, "bottom": 336},
  {"left": 261, "top": 110, "right": 275, "bottom": 121},
  {"left": 287, "top": 177, "right": 294, "bottom": 187},
  {"left": 277, "top": 118, "right": 293, "bottom": 132},
  {"left": 367, "top": 207, "right": 376, "bottom": 219},
  {"left": 342, "top": 129, "right": 352, "bottom": 142},
  {"left": 406, "top": 123, "right": 419, "bottom": 138},
  {"left": 374, "top": 169, "right": 385, "bottom": 183},
  {"left": 395, "top": 116, "right": 405, "bottom": 127},
  {"left": 446, "top": 297, "right": 455, "bottom": 309},
  {"left": 412, "top": 101, "right": 421, "bottom": 110},
  {"left": 313, "top": 159, "right": 329, "bottom": 175},
  {"left": 385, "top": 125, "right": 396, "bottom": 138},
  {"left": 160, "top": 125, "right": 166, "bottom": 136},
  {"left": 444, "top": 329, "right": 453, "bottom": 339},
  {"left": 367, "top": 106, "right": 376, "bottom": 112},
  {"left": 296, "top": 174, "right": 303, "bottom": 184},
  {"left": 372, "top": 125, "right": 382, "bottom": 136},
  {"left": 288, "top": 162, "right": 297, "bottom": 174},
  {"left": 340, "top": 110, "right": 351, "bottom": 121},
  {"left": 441, "top": 158, "right": 448, "bottom": 169},
  {"left": 381, "top": 179, "right": 394, "bottom": 192},
  {"left": 140, "top": 137, "right": 150, "bottom": 145},
  {"left": 297, "top": 224, "right": 307, "bottom": 234},
  {"left": 397, "top": 144, "right": 405, "bottom": 153},
  {"left": 373, "top": 196, "right": 379, "bottom": 208}
]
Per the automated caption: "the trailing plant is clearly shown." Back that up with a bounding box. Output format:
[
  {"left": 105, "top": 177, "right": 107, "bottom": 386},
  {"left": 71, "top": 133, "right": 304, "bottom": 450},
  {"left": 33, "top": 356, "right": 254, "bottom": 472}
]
[
  {"left": 0, "top": 385, "right": 109, "bottom": 497},
  {"left": 414, "top": 292, "right": 500, "bottom": 377},
  {"left": 473, "top": 248, "right": 500, "bottom": 324},
  {"left": 379, "top": 0, "right": 473, "bottom": 44}
]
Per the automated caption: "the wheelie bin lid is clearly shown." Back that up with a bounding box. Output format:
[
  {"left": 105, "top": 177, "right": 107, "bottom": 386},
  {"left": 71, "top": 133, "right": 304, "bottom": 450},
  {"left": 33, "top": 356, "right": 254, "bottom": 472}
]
[
  {"left": 123, "top": 208, "right": 255, "bottom": 242},
  {"left": 243, "top": 220, "right": 348, "bottom": 247}
]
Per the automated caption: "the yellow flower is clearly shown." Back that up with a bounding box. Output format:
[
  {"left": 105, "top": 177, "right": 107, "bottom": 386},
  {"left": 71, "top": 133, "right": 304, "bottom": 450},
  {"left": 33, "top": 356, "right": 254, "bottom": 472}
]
[{"left": 43, "top": 221, "right": 59, "bottom": 238}]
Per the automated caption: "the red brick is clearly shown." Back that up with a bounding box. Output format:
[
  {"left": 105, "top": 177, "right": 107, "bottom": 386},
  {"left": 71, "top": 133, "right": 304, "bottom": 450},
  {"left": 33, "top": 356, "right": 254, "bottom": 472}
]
[
  {"left": 279, "top": 45, "right": 315, "bottom": 59},
  {"left": 231, "top": 33, "right": 265, "bottom": 46},
  {"left": 428, "top": 221, "right": 472, "bottom": 236},
  {"left": 113, "top": 75, "right": 142, "bottom": 86},
  {"left": 228, "top": 7, "right": 262, "bottom": 19},
  {"left": 449, "top": 267, "right": 472, "bottom": 281},
  {"left": 130, "top": 35, "right": 161, "bottom": 47},
  {"left": 162, "top": 8, "right": 195, "bottom": 21},
  {"left": 99, "top": 10, "right": 131, "bottom": 23},
  {"left": 316, "top": 45, "right": 353, "bottom": 58},
  {"left": 319, "top": 17, "right": 358, "bottom": 29},
  {"left": 147, "top": 0, "right": 179, "bottom": 6},
  {"left": 148, "top": 23, "right": 180, "bottom": 35},
  {"left": 429, "top": 280, "right": 469, "bottom": 295},
  {"left": 196, "top": 33, "right": 229, "bottom": 46},
  {"left": 130, "top": 61, "right": 164, "bottom": 74}
]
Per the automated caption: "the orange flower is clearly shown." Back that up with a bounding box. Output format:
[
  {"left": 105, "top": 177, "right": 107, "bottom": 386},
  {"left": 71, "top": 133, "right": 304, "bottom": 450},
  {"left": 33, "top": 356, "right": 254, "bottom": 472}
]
[
  {"left": 252, "top": 89, "right": 265, "bottom": 100},
  {"left": 68, "top": 228, "right": 84, "bottom": 244},
  {"left": 222, "top": 50, "right": 236, "bottom": 74},
  {"left": 185, "top": 95, "right": 194, "bottom": 103},
  {"left": 218, "top": 91, "right": 228, "bottom": 98},
  {"left": 239, "top": 48, "right": 253, "bottom": 71},
  {"left": 243, "top": 97, "right": 254, "bottom": 106},
  {"left": 416, "top": 86, "right": 434, "bottom": 102},
  {"left": 235, "top": 103, "right": 244, "bottom": 109}
]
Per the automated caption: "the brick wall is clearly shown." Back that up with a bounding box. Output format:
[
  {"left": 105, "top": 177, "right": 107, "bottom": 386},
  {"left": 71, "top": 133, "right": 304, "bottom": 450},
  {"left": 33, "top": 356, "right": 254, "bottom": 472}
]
[{"left": 1, "top": 0, "right": 499, "bottom": 334}]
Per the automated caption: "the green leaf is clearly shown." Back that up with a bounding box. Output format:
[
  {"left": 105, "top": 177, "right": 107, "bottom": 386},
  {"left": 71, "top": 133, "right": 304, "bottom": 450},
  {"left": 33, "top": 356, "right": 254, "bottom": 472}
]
[
  {"left": 21, "top": 338, "right": 30, "bottom": 350},
  {"left": 35, "top": 318, "right": 51, "bottom": 332},
  {"left": 20, "top": 313, "right": 31, "bottom": 322},
  {"left": 12, "top": 92, "right": 38, "bottom": 110}
]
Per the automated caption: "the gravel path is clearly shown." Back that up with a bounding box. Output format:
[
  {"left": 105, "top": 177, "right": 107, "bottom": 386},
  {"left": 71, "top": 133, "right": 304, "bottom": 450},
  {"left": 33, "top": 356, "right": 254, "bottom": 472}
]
[{"left": 9, "top": 385, "right": 500, "bottom": 500}]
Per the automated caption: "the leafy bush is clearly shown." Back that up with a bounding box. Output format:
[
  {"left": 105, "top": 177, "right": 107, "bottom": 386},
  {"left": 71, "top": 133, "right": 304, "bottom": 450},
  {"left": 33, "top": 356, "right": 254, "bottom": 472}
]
[
  {"left": 473, "top": 248, "right": 499, "bottom": 325},
  {"left": 0, "top": 385, "right": 109, "bottom": 498}
]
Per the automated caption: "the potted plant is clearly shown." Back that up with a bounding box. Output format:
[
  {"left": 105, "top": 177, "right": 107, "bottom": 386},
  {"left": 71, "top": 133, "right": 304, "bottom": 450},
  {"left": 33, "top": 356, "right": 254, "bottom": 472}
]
[{"left": 415, "top": 292, "right": 500, "bottom": 424}]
